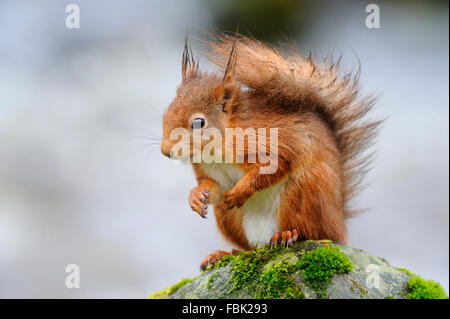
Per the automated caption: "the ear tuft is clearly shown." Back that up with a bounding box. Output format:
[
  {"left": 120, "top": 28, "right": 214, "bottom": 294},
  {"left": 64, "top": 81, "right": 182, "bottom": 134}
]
[
  {"left": 182, "top": 34, "right": 199, "bottom": 80},
  {"left": 222, "top": 41, "right": 237, "bottom": 82},
  {"left": 214, "top": 42, "right": 239, "bottom": 113}
]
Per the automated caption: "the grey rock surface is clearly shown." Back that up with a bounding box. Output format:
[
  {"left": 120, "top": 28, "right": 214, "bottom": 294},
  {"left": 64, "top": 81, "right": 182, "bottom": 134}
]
[{"left": 166, "top": 241, "right": 413, "bottom": 299}]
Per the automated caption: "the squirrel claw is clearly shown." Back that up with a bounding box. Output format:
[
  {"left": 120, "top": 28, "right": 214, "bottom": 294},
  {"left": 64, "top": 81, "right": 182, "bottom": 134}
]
[
  {"left": 270, "top": 229, "right": 299, "bottom": 248},
  {"left": 202, "top": 189, "right": 210, "bottom": 197},
  {"left": 189, "top": 187, "right": 210, "bottom": 218},
  {"left": 197, "top": 204, "right": 208, "bottom": 219},
  {"left": 270, "top": 232, "right": 281, "bottom": 248}
]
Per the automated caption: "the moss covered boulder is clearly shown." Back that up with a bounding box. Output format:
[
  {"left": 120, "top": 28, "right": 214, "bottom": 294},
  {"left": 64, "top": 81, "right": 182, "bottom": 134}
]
[{"left": 151, "top": 241, "right": 448, "bottom": 299}]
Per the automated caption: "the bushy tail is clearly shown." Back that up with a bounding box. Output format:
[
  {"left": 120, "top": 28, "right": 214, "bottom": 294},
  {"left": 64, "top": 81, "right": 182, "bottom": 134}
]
[{"left": 205, "top": 33, "right": 381, "bottom": 218}]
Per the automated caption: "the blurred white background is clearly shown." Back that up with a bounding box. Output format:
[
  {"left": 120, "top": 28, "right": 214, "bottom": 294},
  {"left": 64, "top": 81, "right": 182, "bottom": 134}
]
[{"left": 0, "top": 0, "right": 448, "bottom": 297}]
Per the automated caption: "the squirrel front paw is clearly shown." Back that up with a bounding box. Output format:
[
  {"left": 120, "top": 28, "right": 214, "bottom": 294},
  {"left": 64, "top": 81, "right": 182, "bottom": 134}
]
[
  {"left": 223, "top": 187, "right": 251, "bottom": 209},
  {"left": 189, "top": 188, "right": 210, "bottom": 218}
]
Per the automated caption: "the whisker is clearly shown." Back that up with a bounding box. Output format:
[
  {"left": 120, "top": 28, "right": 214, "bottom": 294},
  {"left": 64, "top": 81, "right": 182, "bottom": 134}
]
[
  {"left": 128, "top": 128, "right": 162, "bottom": 143},
  {"left": 129, "top": 136, "right": 161, "bottom": 143},
  {"left": 133, "top": 128, "right": 162, "bottom": 138}
]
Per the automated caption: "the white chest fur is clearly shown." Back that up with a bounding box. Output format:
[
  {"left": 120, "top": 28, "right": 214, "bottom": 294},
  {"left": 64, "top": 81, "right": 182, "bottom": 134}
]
[{"left": 201, "top": 163, "right": 283, "bottom": 247}]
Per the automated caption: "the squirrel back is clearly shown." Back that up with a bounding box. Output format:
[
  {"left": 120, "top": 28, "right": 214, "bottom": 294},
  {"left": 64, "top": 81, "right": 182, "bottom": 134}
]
[{"left": 205, "top": 34, "right": 381, "bottom": 218}]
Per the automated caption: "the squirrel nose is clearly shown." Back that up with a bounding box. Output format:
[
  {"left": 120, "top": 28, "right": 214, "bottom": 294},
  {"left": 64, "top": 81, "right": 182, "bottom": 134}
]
[{"left": 161, "top": 141, "right": 171, "bottom": 158}]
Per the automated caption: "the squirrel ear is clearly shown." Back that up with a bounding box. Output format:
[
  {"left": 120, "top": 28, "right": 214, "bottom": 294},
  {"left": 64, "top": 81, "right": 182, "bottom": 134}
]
[
  {"left": 181, "top": 35, "right": 199, "bottom": 80},
  {"left": 214, "top": 81, "right": 239, "bottom": 113},
  {"left": 222, "top": 41, "right": 237, "bottom": 84},
  {"left": 215, "top": 42, "right": 239, "bottom": 113}
]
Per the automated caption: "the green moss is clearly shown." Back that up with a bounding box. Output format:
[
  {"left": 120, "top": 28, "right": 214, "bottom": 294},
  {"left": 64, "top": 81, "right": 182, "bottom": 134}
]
[
  {"left": 202, "top": 241, "right": 341, "bottom": 298},
  {"left": 182, "top": 241, "right": 355, "bottom": 299},
  {"left": 203, "top": 243, "right": 306, "bottom": 298},
  {"left": 207, "top": 272, "right": 218, "bottom": 290},
  {"left": 152, "top": 242, "right": 449, "bottom": 299},
  {"left": 397, "top": 267, "right": 413, "bottom": 276},
  {"left": 256, "top": 258, "right": 304, "bottom": 299},
  {"left": 228, "top": 245, "right": 285, "bottom": 293},
  {"left": 397, "top": 268, "right": 448, "bottom": 299},
  {"left": 149, "top": 277, "right": 194, "bottom": 299},
  {"left": 407, "top": 276, "right": 448, "bottom": 299},
  {"left": 204, "top": 254, "right": 233, "bottom": 271},
  {"left": 297, "top": 245, "right": 353, "bottom": 294}
]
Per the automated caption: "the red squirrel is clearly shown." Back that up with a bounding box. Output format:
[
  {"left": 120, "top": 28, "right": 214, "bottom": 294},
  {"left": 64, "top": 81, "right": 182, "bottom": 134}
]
[{"left": 160, "top": 34, "right": 380, "bottom": 270}]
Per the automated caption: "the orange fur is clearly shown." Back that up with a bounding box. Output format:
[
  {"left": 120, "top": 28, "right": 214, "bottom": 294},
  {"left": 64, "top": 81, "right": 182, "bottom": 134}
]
[{"left": 161, "top": 33, "right": 381, "bottom": 249}]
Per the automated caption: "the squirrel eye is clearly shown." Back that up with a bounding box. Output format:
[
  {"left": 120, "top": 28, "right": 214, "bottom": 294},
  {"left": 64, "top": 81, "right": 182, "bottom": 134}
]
[{"left": 192, "top": 118, "right": 205, "bottom": 129}]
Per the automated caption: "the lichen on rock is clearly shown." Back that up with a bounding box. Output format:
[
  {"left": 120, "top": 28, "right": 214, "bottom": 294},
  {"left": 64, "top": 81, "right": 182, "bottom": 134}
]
[{"left": 150, "top": 241, "right": 448, "bottom": 299}]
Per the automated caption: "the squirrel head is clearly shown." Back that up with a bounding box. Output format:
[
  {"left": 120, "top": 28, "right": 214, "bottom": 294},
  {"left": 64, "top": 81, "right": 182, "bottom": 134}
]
[{"left": 161, "top": 41, "right": 240, "bottom": 161}]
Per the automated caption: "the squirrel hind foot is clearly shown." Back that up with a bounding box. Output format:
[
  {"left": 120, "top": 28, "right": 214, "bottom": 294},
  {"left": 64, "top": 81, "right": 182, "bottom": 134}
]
[
  {"left": 199, "top": 250, "right": 231, "bottom": 271},
  {"left": 270, "top": 229, "right": 299, "bottom": 249},
  {"left": 199, "top": 249, "right": 243, "bottom": 271}
]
